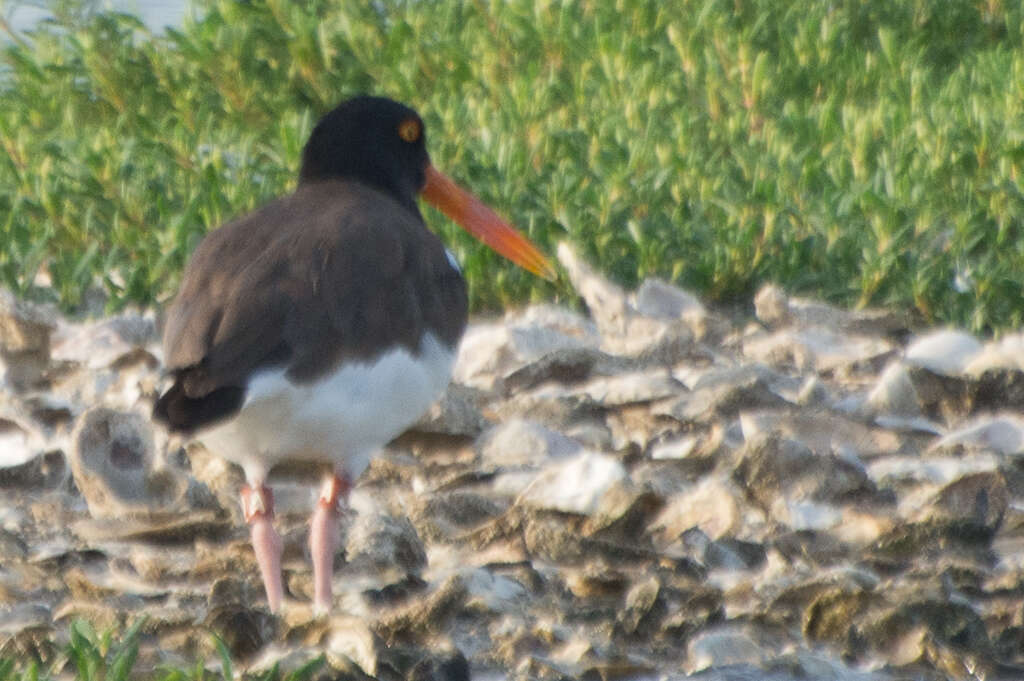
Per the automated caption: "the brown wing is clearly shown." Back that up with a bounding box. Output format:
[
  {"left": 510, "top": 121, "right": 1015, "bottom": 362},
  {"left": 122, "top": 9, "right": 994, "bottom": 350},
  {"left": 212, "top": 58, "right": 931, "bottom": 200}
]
[{"left": 155, "top": 180, "right": 468, "bottom": 432}]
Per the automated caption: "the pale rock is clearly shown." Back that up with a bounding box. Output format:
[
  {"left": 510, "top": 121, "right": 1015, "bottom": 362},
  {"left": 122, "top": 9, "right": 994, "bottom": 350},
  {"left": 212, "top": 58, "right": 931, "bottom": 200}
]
[
  {"left": 670, "top": 361, "right": 711, "bottom": 390},
  {"left": 886, "top": 626, "right": 930, "bottom": 668},
  {"left": 680, "top": 527, "right": 766, "bottom": 572},
  {"left": 915, "top": 471, "right": 1008, "bottom": 534},
  {"left": 792, "top": 649, "right": 890, "bottom": 681},
  {"left": 506, "top": 307, "right": 601, "bottom": 368},
  {"left": 183, "top": 442, "right": 244, "bottom": 512},
  {"left": 453, "top": 322, "right": 511, "bottom": 390},
  {"left": 410, "top": 490, "right": 502, "bottom": 543},
  {"left": 453, "top": 305, "right": 599, "bottom": 390},
  {"left": 562, "top": 565, "right": 630, "bottom": 599},
  {"left": 51, "top": 600, "right": 123, "bottom": 630},
  {"left": 249, "top": 646, "right": 330, "bottom": 680},
  {"left": 0, "top": 290, "right": 54, "bottom": 355},
  {"left": 103, "top": 363, "right": 155, "bottom": 410},
  {"left": 514, "top": 304, "right": 602, "bottom": 345},
  {"left": 633, "top": 278, "right": 721, "bottom": 342},
  {"left": 0, "top": 506, "right": 27, "bottom": 534},
  {"left": 345, "top": 512, "right": 427, "bottom": 574},
  {"left": 649, "top": 434, "right": 700, "bottom": 460},
  {"left": 873, "top": 414, "right": 945, "bottom": 435},
  {"left": 556, "top": 242, "right": 631, "bottom": 336},
  {"left": 50, "top": 313, "right": 157, "bottom": 369},
  {"left": 964, "top": 332, "right": 1024, "bottom": 374},
  {"left": 632, "top": 278, "right": 705, "bottom": 320},
  {"left": 619, "top": 575, "right": 661, "bottom": 634},
  {"left": 733, "top": 433, "right": 874, "bottom": 510},
  {"left": 462, "top": 567, "right": 528, "bottom": 614},
  {"left": 674, "top": 362, "right": 795, "bottom": 394},
  {"left": 64, "top": 562, "right": 170, "bottom": 599},
  {"left": 743, "top": 326, "right": 892, "bottom": 373},
  {"left": 71, "top": 512, "right": 228, "bottom": 544},
  {"left": 501, "top": 346, "right": 626, "bottom": 394},
  {"left": 771, "top": 499, "right": 843, "bottom": 531},
  {"left": 686, "top": 625, "right": 766, "bottom": 672},
  {"left": 44, "top": 367, "right": 113, "bottom": 414},
  {"left": 0, "top": 352, "right": 50, "bottom": 393},
  {"left": 489, "top": 382, "right": 604, "bottom": 431},
  {"left": 427, "top": 541, "right": 528, "bottom": 575},
  {"left": 556, "top": 242, "right": 696, "bottom": 359},
  {"left": 564, "top": 419, "right": 614, "bottom": 452},
  {"left": 27, "top": 537, "right": 81, "bottom": 565},
  {"left": 535, "top": 637, "right": 595, "bottom": 678},
  {"left": 829, "top": 392, "right": 865, "bottom": 417},
  {"left": 325, "top": 615, "right": 382, "bottom": 677},
  {"left": 830, "top": 509, "right": 893, "bottom": 546},
  {"left": 0, "top": 411, "right": 46, "bottom": 470},
  {"left": 866, "top": 361, "right": 921, "bottom": 417},
  {"left": 794, "top": 298, "right": 909, "bottom": 337},
  {"left": 656, "top": 365, "right": 792, "bottom": 423},
  {"left": 0, "top": 604, "right": 52, "bottom": 646},
  {"left": 753, "top": 284, "right": 790, "bottom": 327},
  {"left": 739, "top": 409, "right": 900, "bottom": 458},
  {"left": 7, "top": 258, "right": 1024, "bottom": 677},
  {"left": 904, "top": 329, "right": 982, "bottom": 375},
  {"left": 583, "top": 480, "right": 660, "bottom": 538},
  {"left": 410, "top": 383, "right": 489, "bottom": 437},
  {"left": 796, "top": 375, "right": 829, "bottom": 406},
  {"left": 0, "top": 527, "right": 27, "bottom": 564},
  {"left": 868, "top": 452, "right": 1001, "bottom": 488},
  {"left": 70, "top": 407, "right": 193, "bottom": 519},
  {"left": 613, "top": 318, "right": 695, "bottom": 363},
  {"left": 517, "top": 451, "right": 626, "bottom": 515},
  {"left": 489, "top": 470, "right": 541, "bottom": 499},
  {"left": 20, "top": 392, "right": 74, "bottom": 429},
  {"left": 754, "top": 283, "right": 908, "bottom": 336},
  {"left": 375, "top": 574, "right": 467, "bottom": 638},
  {"left": 47, "top": 358, "right": 156, "bottom": 416},
  {"left": 408, "top": 650, "right": 470, "bottom": 681},
  {"left": 930, "top": 414, "right": 1024, "bottom": 455},
  {"left": 649, "top": 475, "right": 742, "bottom": 543},
  {"left": 754, "top": 284, "right": 854, "bottom": 330},
  {"left": 128, "top": 544, "right": 200, "bottom": 581},
  {"left": 605, "top": 403, "right": 676, "bottom": 455},
  {"left": 574, "top": 368, "right": 682, "bottom": 406},
  {"left": 478, "top": 419, "right": 583, "bottom": 469},
  {"left": 0, "top": 290, "right": 56, "bottom": 391}
]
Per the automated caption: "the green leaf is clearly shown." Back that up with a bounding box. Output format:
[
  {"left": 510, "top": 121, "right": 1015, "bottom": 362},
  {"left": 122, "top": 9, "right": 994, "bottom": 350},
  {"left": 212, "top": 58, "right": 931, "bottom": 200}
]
[{"left": 212, "top": 633, "right": 233, "bottom": 681}]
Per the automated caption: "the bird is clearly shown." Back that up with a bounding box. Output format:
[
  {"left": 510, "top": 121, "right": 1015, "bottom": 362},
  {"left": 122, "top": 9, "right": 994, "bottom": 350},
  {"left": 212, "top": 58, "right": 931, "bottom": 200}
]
[{"left": 153, "top": 95, "right": 554, "bottom": 613}]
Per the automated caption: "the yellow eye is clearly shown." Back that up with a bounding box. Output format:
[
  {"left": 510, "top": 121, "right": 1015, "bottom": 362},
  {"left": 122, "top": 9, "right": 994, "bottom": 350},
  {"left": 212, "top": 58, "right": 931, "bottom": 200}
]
[{"left": 398, "top": 118, "right": 421, "bottom": 143}]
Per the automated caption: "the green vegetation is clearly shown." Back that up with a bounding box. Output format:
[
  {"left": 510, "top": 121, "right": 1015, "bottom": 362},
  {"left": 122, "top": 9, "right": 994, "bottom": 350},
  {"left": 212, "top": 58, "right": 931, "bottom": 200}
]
[
  {"left": 1, "top": 1, "right": 1023, "bottom": 332},
  {"left": 0, "top": 619, "right": 325, "bottom": 681}
]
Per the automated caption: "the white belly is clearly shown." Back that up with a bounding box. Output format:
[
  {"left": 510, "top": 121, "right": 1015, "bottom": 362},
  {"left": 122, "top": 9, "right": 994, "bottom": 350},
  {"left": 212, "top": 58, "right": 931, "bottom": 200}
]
[{"left": 199, "top": 333, "right": 456, "bottom": 483}]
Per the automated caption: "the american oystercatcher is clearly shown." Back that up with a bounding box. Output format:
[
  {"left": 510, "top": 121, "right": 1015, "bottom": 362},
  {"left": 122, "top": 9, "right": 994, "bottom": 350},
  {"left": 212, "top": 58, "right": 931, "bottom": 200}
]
[{"left": 154, "top": 96, "right": 554, "bottom": 612}]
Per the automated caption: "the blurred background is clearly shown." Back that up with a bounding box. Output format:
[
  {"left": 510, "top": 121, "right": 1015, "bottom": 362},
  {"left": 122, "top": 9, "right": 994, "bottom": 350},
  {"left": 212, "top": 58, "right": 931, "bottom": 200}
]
[{"left": 1, "top": 0, "right": 1023, "bottom": 333}]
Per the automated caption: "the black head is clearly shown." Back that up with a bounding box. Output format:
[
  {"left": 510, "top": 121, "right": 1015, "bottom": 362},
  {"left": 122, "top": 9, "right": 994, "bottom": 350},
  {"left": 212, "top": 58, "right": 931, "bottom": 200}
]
[{"left": 299, "top": 96, "right": 430, "bottom": 210}]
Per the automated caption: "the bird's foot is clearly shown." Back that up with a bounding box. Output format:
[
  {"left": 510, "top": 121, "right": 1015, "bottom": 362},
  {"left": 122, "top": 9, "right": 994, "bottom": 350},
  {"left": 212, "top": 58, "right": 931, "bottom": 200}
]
[
  {"left": 310, "top": 473, "right": 350, "bottom": 614},
  {"left": 241, "top": 484, "right": 284, "bottom": 613}
]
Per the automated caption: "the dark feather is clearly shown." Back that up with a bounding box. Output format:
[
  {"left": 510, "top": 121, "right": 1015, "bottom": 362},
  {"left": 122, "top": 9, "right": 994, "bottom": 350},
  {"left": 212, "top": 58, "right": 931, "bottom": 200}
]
[{"left": 154, "top": 180, "right": 467, "bottom": 433}]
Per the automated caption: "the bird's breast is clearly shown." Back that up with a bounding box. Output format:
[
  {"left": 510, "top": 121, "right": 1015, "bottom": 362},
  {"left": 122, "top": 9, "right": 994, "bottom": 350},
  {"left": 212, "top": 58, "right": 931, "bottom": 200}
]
[{"left": 197, "top": 332, "right": 457, "bottom": 483}]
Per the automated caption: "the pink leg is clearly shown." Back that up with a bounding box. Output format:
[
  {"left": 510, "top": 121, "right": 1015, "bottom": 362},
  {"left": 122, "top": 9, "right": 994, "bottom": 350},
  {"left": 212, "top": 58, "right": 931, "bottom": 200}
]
[
  {"left": 241, "top": 484, "right": 284, "bottom": 612},
  {"left": 309, "top": 473, "right": 350, "bottom": 614}
]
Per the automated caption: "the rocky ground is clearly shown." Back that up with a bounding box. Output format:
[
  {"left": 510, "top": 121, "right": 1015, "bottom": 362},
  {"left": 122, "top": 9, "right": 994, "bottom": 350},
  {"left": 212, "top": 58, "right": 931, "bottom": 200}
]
[{"left": 1, "top": 244, "right": 1024, "bottom": 681}]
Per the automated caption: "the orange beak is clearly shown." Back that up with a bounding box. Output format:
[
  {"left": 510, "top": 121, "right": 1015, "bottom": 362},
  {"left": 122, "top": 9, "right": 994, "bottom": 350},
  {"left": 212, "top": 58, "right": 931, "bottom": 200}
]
[{"left": 421, "top": 164, "right": 556, "bottom": 281}]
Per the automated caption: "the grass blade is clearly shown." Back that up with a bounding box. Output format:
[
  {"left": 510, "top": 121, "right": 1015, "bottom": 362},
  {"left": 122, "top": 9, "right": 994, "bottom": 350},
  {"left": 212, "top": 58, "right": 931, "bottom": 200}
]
[{"left": 211, "top": 633, "right": 233, "bottom": 681}]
